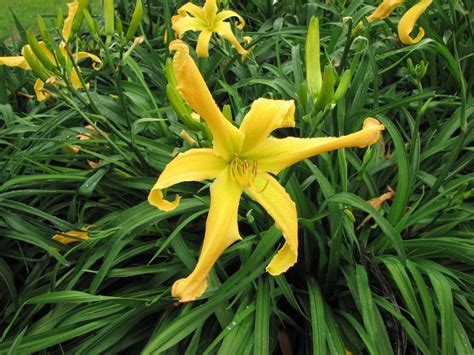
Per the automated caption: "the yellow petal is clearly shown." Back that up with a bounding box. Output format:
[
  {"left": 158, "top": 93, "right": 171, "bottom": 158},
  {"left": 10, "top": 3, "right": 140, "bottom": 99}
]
[
  {"left": 367, "top": 0, "right": 405, "bottom": 23},
  {"left": 172, "top": 15, "right": 207, "bottom": 38},
  {"left": 0, "top": 55, "right": 30, "bottom": 70},
  {"left": 196, "top": 30, "right": 213, "bottom": 58},
  {"left": 172, "top": 167, "right": 242, "bottom": 302},
  {"left": 214, "top": 21, "right": 249, "bottom": 58},
  {"left": 62, "top": 1, "right": 80, "bottom": 41},
  {"left": 398, "top": 0, "right": 432, "bottom": 44},
  {"left": 170, "top": 40, "right": 244, "bottom": 159},
  {"left": 70, "top": 67, "right": 84, "bottom": 89},
  {"left": 239, "top": 98, "right": 295, "bottom": 152},
  {"left": 148, "top": 148, "right": 228, "bottom": 212},
  {"left": 215, "top": 10, "right": 245, "bottom": 30},
  {"left": 53, "top": 228, "right": 89, "bottom": 245},
  {"left": 34, "top": 79, "right": 50, "bottom": 101},
  {"left": 202, "top": 0, "right": 218, "bottom": 24},
  {"left": 243, "top": 118, "right": 385, "bottom": 174},
  {"left": 74, "top": 52, "right": 103, "bottom": 70},
  {"left": 177, "top": 2, "right": 205, "bottom": 20},
  {"left": 245, "top": 173, "right": 298, "bottom": 275}
]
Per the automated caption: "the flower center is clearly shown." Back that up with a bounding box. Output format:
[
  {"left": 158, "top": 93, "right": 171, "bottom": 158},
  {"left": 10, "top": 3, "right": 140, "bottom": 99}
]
[{"left": 230, "top": 153, "right": 257, "bottom": 187}]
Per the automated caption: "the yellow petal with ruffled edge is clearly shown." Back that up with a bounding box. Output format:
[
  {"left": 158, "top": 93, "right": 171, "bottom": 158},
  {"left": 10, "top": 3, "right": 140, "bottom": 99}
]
[
  {"left": 34, "top": 79, "right": 50, "bottom": 101},
  {"left": 0, "top": 55, "right": 30, "bottom": 70},
  {"left": 148, "top": 148, "right": 228, "bottom": 212},
  {"left": 214, "top": 21, "right": 249, "bottom": 58},
  {"left": 62, "top": 1, "right": 80, "bottom": 41},
  {"left": 245, "top": 173, "right": 298, "bottom": 275},
  {"left": 74, "top": 52, "right": 103, "bottom": 70},
  {"left": 243, "top": 118, "right": 385, "bottom": 174},
  {"left": 196, "top": 30, "right": 213, "bottom": 57},
  {"left": 239, "top": 98, "right": 295, "bottom": 152},
  {"left": 172, "top": 167, "right": 242, "bottom": 302},
  {"left": 367, "top": 0, "right": 405, "bottom": 23},
  {"left": 398, "top": 0, "right": 432, "bottom": 44},
  {"left": 170, "top": 40, "right": 244, "bottom": 159},
  {"left": 172, "top": 15, "right": 207, "bottom": 37}
]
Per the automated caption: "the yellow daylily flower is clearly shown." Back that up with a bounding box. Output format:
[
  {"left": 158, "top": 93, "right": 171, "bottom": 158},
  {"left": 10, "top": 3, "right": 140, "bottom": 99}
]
[
  {"left": 172, "top": 0, "right": 249, "bottom": 58},
  {"left": 367, "top": 0, "right": 432, "bottom": 45},
  {"left": 148, "top": 40, "right": 385, "bottom": 303},
  {"left": 52, "top": 226, "right": 91, "bottom": 245},
  {"left": 0, "top": 2, "right": 101, "bottom": 101}
]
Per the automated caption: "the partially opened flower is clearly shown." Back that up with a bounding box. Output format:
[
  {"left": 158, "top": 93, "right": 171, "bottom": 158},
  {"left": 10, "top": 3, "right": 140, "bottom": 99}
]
[
  {"left": 367, "top": 0, "right": 432, "bottom": 45},
  {"left": 172, "top": 0, "right": 249, "bottom": 58},
  {"left": 0, "top": 2, "right": 101, "bottom": 100},
  {"left": 147, "top": 40, "right": 385, "bottom": 303}
]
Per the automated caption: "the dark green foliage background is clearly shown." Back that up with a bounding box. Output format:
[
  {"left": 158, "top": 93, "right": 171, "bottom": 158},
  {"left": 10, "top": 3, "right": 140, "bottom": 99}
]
[{"left": 0, "top": 0, "right": 472, "bottom": 354}]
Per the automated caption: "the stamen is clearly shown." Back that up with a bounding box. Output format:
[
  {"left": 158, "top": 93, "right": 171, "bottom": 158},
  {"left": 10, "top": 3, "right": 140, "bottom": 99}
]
[
  {"left": 252, "top": 160, "right": 257, "bottom": 177},
  {"left": 230, "top": 155, "right": 257, "bottom": 187}
]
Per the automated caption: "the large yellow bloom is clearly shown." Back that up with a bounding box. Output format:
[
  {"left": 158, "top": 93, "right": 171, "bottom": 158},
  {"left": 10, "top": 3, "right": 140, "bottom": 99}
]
[
  {"left": 148, "top": 40, "right": 385, "bottom": 302},
  {"left": 367, "top": 0, "right": 432, "bottom": 45},
  {"left": 0, "top": 2, "right": 101, "bottom": 101},
  {"left": 171, "top": 0, "right": 249, "bottom": 58}
]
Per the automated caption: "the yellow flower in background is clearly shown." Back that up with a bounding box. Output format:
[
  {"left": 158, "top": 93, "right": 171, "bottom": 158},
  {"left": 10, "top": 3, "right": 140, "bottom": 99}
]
[
  {"left": 0, "top": 2, "right": 101, "bottom": 101},
  {"left": 366, "top": 0, "right": 405, "bottom": 23},
  {"left": 52, "top": 226, "right": 91, "bottom": 245},
  {"left": 148, "top": 40, "right": 385, "bottom": 302},
  {"left": 172, "top": 0, "right": 249, "bottom": 58},
  {"left": 367, "top": 0, "right": 432, "bottom": 45}
]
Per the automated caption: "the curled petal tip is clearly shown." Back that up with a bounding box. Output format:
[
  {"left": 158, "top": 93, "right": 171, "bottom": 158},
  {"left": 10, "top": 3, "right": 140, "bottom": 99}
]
[
  {"left": 169, "top": 39, "right": 188, "bottom": 53},
  {"left": 360, "top": 117, "right": 385, "bottom": 147},
  {"left": 148, "top": 188, "right": 180, "bottom": 212},
  {"left": 266, "top": 243, "right": 298, "bottom": 276},
  {"left": 363, "top": 117, "right": 385, "bottom": 130},
  {"left": 172, "top": 277, "right": 208, "bottom": 302}
]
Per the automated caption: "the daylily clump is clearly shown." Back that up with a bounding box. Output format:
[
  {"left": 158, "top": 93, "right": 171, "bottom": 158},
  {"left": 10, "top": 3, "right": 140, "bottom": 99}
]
[
  {"left": 367, "top": 0, "right": 432, "bottom": 44},
  {"left": 0, "top": 2, "right": 101, "bottom": 101},
  {"left": 148, "top": 39, "right": 385, "bottom": 302},
  {"left": 172, "top": 0, "right": 249, "bottom": 58}
]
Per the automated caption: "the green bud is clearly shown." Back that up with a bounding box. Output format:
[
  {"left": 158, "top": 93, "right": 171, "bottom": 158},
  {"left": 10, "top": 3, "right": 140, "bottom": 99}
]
[
  {"left": 222, "top": 104, "right": 232, "bottom": 122},
  {"left": 104, "top": 0, "right": 115, "bottom": 43},
  {"left": 125, "top": 0, "right": 143, "bottom": 43},
  {"left": 83, "top": 9, "right": 100, "bottom": 35},
  {"left": 23, "top": 46, "right": 50, "bottom": 82},
  {"left": 333, "top": 69, "right": 351, "bottom": 103},
  {"left": 165, "top": 58, "right": 177, "bottom": 86},
  {"left": 116, "top": 18, "right": 123, "bottom": 37},
  {"left": 56, "top": 7, "right": 64, "bottom": 30},
  {"left": 54, "top": 47, "right": 67, "bottom": 68},
  {"left": 166, "top": 83, "right": 201, "bottom": 131},
  {"left": 305, "top": 16, "right": 322, "bottom": 98},
  {"left": 26, "top": 31, "right": 57, "bottom": 73},
  {"left": 37, "top": 16, "right": 53, "bottom": 47},
  {"left": 71, "top": 0, "right": 90, "bottom": 34},
  {"left": 314, "top": 64, "right": 335, "bottom": 110},
  {"left": 297, "top": 82, "right": 308, "bottom": 108}
]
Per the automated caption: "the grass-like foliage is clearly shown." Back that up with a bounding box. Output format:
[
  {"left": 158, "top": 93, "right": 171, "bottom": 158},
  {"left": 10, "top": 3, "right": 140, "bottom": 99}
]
[{"left": 0, "top": 0, "right": 472, "bottom": 353}]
